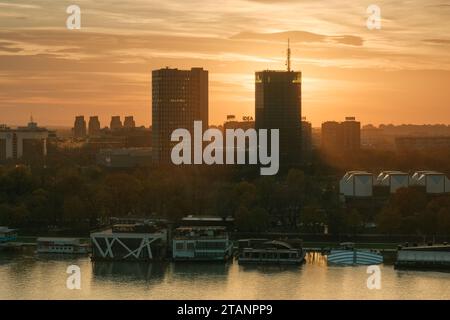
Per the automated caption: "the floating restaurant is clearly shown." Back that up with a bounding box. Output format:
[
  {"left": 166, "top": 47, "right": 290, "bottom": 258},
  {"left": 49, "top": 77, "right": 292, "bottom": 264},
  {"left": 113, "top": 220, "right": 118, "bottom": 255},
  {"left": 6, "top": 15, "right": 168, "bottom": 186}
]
[{"left": 90, "top": 223, "right": 168, "bottom": 261}]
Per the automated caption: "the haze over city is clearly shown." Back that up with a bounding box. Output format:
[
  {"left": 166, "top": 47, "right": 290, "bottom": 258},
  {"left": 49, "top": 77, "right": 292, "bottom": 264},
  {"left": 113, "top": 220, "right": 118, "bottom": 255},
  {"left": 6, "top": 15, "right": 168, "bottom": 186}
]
[{"left": 0, "top": 0, "right": 450, "bottom": 127}]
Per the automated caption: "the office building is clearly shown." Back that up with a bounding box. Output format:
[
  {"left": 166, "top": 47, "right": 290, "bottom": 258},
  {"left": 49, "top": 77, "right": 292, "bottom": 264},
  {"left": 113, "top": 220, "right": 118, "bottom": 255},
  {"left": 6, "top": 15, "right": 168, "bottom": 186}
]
[
  {"left": 152, "top": 67, "right": 208, "bottom": 164},
  {"left": 88, "top": 116, "right": 101, "bottom": 136},
  {"left": 110, "top": 116, "right": 123, "bottom": 130},
  {"left": 73, "top": 116, "right": 87, "bottom": 138},
  {"left": 124, "top": 116, "right": 136, "bottom": 129},
  {"left": 255, "top": 42, "right": 302, "bottom": 165},
  {"left": 0, "top": 120, "right": 48, "bottom": 162},
  {"left": 301, "top": 118, "right": 312, "bottom": 160},
  {"left": 321, "top": 117, "right": 361, "bottom": 154},
  {"left": 341, "top": 117, "right": 361, "bottom": 151}
]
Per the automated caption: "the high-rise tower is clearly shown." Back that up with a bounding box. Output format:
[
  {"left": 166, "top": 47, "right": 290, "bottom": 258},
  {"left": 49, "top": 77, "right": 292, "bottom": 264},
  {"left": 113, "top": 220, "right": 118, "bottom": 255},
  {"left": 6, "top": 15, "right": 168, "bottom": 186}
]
[
  {"left": 152, "top": 67, "right": 208, "bottom": 164},
  {"left": 255, "top": 40, "right": 302, "bottom": 166}
]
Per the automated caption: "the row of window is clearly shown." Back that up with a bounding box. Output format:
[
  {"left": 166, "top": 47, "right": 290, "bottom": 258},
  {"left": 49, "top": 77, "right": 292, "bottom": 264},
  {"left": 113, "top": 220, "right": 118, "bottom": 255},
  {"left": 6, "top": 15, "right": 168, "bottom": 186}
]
[{"left": 175, "top": 241, "right": 227, "bottom": 251}]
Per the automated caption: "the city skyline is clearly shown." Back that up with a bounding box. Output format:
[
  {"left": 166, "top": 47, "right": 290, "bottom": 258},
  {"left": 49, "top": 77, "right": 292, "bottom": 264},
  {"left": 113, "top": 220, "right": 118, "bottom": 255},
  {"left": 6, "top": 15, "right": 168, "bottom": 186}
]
[{"left": 1, "top": 1, "right": 450, "bottom": 127}]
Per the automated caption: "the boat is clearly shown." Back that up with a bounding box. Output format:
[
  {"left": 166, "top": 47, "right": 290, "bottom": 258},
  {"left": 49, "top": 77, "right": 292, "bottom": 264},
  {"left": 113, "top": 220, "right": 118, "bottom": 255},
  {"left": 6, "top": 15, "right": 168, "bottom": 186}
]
[
  {"left": 0, "top": 227, "right": 18, "bottom": 243},
  {"left": 172, "top": 226, "right": 233, "bottom": 262},
  {"left": 238, "top": 240, "right": 305, "bottom": 265},
  {"left": 327, "top": 242, "right": 383, "bottom": 265},
  {"left": 395, "top": 243, "right": 450, "bottom": 270},
  {"left": 36, "top": 237, "right": 89, "bottom": 254}
]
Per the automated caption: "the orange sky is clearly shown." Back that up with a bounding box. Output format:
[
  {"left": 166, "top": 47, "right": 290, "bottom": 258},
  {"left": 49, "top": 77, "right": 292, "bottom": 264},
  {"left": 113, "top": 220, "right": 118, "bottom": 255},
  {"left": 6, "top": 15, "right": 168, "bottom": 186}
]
[{"left": 0, "top": 0, "right": 449, "bottom": 128}]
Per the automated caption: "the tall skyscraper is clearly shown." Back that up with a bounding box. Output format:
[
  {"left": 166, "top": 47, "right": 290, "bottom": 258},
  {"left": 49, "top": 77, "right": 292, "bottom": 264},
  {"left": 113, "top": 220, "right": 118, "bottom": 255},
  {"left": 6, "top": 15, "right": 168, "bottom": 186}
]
[
  {"left": 152, "top": 67, "right": 208, "bottom": 164},
  {"left": 110, "top": 116, "right": 123, "bottom": 131},
  {"left": 255, "top": 41, "right": 302, "bottom": 165},
  {"left": 73, "top": 116, "right": 87, "bottom": 138},
  {"left": 88, "top": 116, "right": 101, "bottom": 136},
  {"left": 124, "top": 116, "right": 136, "bottom": 129}
]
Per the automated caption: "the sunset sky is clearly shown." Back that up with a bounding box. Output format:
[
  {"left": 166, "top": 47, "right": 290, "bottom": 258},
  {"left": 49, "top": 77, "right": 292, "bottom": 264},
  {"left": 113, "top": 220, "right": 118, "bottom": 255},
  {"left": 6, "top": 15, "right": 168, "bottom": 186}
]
[{"left": 0, "top": 0, "right": 449, "bottom": 127}]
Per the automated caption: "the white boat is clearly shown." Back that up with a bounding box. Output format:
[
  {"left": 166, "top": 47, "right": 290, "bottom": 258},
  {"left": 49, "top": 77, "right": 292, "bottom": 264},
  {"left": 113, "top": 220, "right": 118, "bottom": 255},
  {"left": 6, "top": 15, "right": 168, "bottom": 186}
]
[
  {"left": 327, "top": 243, "right": 383, "bottom": 265},
  {"left": 37, "top": 237, "right": 89, "bottom": 254}
]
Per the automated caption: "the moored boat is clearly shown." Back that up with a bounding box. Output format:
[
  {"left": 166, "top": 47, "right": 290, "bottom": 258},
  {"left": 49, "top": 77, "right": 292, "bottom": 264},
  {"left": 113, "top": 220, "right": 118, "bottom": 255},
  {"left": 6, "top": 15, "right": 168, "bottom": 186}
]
[
  {"left": 327, "top": 243, "right": 383, "bottom": 265},
  {"left": 238, "top": 240, "right": 305, "bottom": 265},
  {"left": 37, "top": 237, "right": 89, "bottom": 254},
  {"left": 395, "top": 243, "right": 450, "bottom": 270}
]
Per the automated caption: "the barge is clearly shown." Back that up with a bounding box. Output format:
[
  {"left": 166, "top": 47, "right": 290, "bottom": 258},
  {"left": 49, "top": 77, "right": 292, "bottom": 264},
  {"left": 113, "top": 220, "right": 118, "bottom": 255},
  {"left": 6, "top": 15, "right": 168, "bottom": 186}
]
[
  {"left": 395, "top": 244, "right": 450, "bottom": 270},
  {"left": 238, "top": 240, "right": 305, "bottom": 265},
  {"left": 172, "top": 226, "right": 233, "bottom": 261},
  {"left": 36, "top": 237, "right": 89, "bottom": 254}
]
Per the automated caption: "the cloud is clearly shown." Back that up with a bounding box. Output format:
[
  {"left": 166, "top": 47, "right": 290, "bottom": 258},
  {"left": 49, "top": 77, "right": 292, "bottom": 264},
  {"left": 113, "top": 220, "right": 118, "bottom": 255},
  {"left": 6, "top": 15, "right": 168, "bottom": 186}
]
[
  {"left": 0, "top": 2, "right": 40, "bottom": 9},
  {"left": 0, "top": 41, "right": 22, "bottom": 53},
  {"left": 423, "top": 39, "right": 450, "bottom": 45},
  {"left": 230, "top": 31, "right": 363, "bottom": 46}
]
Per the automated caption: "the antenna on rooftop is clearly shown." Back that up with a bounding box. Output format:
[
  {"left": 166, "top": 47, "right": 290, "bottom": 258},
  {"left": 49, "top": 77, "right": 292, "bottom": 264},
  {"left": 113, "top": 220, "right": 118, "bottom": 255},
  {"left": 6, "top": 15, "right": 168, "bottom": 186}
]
[{"left": 286, "top": 38, "right": 291, "bottom": 72}]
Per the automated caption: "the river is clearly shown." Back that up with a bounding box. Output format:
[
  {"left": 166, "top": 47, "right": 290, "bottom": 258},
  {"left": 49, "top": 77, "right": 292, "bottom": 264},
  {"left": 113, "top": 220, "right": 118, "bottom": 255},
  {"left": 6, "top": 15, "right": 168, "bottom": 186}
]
[{"left": 0, "top": 252, "right": 449, "bottom": 299}]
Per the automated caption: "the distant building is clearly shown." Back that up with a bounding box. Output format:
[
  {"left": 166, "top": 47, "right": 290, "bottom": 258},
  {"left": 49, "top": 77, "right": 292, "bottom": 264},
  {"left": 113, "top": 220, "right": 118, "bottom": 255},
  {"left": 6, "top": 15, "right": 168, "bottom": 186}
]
[
  {"left": 321, "top": 121, "right": 341, "bottom": 154},
  {"left": 223, "top": 115, "right": 255, "bottom": 132},
  {"left": 321, "top": 117, "right": 361, "bottom": 154},
  {"left": 152, "top": 67, "right": 208, "bottom": 164},
  {"left": 110, "top": 116, "right": 123, "bottom": 131},
  {"left": 73, "top": 116, "right": 87, "bottom": 138},
  {"left": 0, "top": 120, "right": 49, "bottom": 162},
  {"left": 301, "top": 119, "right": 312, "bottom": 160},
  {"left": 395, "top": 136, "right": 450, "bottom": 152},
  {"left": 342, "top": 117, "right": 361, "bottom": 151},
  {"left": 124, "top": 116, "right": 136, "bottom": 129},
  {"left": 96, "top": 147, "right": 152, "bottom": 168},
  {"left": 88, "top": 116, "right": 101, "bottom": 136}
]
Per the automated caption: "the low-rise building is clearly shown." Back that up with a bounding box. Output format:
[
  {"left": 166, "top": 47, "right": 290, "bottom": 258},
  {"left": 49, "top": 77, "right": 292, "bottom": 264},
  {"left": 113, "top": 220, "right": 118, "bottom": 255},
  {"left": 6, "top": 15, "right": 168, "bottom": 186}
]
[{"left": 0, "top": 120, "right": 49, "bottom": 162}]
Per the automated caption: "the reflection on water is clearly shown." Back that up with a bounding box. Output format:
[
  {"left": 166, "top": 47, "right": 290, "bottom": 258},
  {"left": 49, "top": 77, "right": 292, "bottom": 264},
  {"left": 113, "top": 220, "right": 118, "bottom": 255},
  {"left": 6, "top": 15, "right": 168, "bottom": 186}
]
[
  {"left": 1, "top": 252, "right": 450, "bottom": 299},
  {"left": 306, "top": 252, "right": 327, "bottom": 266},
  {"left": 92, "top": 261, "right": 168, "bottom": 282},
  {"left": 171, "top": 261, "right": 231, "bottom": 276}
]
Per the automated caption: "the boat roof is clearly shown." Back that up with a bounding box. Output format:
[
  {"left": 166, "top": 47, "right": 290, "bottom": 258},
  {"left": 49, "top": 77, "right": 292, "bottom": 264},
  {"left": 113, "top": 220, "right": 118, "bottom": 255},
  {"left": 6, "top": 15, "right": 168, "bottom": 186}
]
[
  {"left": 265, "top": 240, "right": 294, "bottom": 249},
  {"left": 37, "top": 237, "right": 80, "bottom": 243},
  {"left": 402, "top": 244, "right": 450, "bottom": 251}
]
